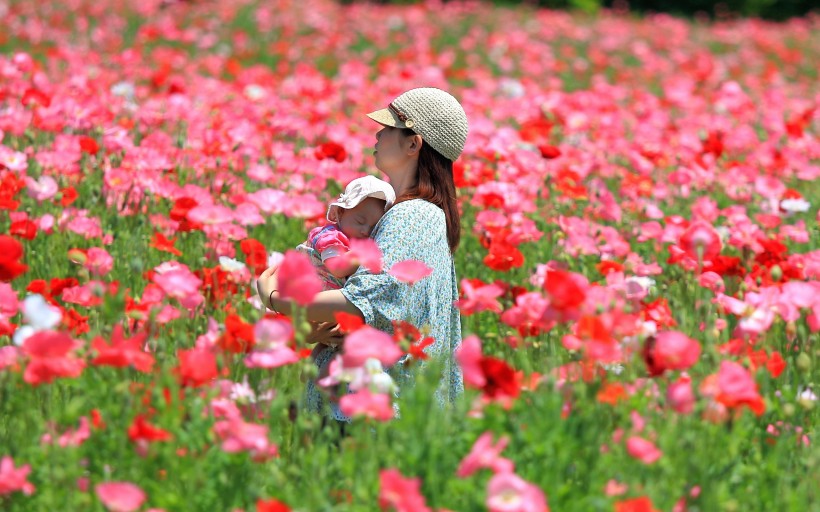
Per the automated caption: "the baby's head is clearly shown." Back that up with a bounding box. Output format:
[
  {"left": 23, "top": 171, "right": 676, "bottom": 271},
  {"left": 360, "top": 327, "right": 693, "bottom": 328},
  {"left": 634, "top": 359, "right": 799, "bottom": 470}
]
[
  {"left": 327, "top": 176, "right": 396, "bottom": 239},
  {"left": 336, "top": 197, "right": 387, "bottom": 239}
]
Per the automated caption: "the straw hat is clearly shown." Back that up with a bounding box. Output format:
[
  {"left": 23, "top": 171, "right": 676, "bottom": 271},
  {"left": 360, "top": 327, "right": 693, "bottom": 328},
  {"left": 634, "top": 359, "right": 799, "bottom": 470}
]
[{"left": 367, "top": 87, "right": 468, "bottom": 162}]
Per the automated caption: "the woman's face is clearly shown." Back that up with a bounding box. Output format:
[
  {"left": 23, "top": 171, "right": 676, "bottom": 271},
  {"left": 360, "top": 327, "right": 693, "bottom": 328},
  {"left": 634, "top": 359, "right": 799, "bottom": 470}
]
[{"left": 374, "top": 126, "right": 412, "bottom": 174}]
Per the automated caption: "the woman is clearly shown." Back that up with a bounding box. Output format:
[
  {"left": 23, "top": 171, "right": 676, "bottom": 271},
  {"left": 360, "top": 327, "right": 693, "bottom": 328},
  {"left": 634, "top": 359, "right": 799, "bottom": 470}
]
[{"left": 256, "top": 87, "right": 468, "bottom": 420}]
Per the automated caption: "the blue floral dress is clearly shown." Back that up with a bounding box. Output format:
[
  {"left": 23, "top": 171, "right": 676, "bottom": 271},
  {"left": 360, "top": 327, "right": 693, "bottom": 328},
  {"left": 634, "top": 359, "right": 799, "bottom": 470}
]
[{"left": 304, "top": 199, "right": 464, "bottom": 420}]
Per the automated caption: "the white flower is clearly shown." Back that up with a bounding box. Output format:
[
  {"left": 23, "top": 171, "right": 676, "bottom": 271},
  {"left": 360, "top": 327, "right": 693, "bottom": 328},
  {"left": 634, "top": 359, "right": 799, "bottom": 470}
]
[
  {"left": 797, "top": 387, "right": 817, "bottom": 402},
  {"left": 780, "top": 198, "right": 810, "bottom": 213},
  {"left": 219, "top": 256, "right": 247, "bottom": 273},
  {"left": 12, "top": 294, "right": 62, "bottom": 345},
  {"left": 111, "top": 81, "right": 135, "bottom": 101},
  {"left": 243, "top": 84, "right": 266, "bottom": 101},
  {"left": 23, "top": 294, "right": 61, "bottom": 330}
]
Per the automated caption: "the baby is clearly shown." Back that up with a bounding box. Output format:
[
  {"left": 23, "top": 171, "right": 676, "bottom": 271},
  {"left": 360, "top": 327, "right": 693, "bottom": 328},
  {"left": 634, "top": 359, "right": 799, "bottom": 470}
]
[
  {"left": 298, "top": 176, "right": 395, "bottom": 412},
  {"left": 296, "top": 175, "right": 395, "bottom": 290}
]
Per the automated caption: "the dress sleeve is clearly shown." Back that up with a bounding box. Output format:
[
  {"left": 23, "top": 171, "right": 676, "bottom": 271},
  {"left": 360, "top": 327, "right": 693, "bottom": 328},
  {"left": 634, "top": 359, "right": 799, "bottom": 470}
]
[{"left": 341, "top": 202, "right": 440, "bottom": 333}]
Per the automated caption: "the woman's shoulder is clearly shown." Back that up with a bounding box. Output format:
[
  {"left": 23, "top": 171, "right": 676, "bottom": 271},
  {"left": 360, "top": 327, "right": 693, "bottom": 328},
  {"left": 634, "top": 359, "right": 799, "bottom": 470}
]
[{"left": 384, "top": 199, "right": 444, "bottom": 222}]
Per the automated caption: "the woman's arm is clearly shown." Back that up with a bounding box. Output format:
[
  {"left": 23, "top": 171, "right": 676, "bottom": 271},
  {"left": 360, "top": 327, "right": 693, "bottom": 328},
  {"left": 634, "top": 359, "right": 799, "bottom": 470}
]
[{"left": 256, "top": 266, "right": 364, "bottom": 323}]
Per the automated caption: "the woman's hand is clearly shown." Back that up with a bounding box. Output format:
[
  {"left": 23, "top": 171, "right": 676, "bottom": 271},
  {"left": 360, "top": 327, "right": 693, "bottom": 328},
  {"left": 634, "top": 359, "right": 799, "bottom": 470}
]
[
  {"left": 306, "top": 322, "right": 344, "bottom": 347},
  {"left": 255, "top": 266, "right": 280, "bottom": 309}
]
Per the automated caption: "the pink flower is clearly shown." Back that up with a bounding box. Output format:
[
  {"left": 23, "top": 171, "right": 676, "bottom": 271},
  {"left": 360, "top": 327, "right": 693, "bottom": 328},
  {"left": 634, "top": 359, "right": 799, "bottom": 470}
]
[
  {"left": 277, "top": 250, "right": 322, "bottom": 307},
  {"left": 213, "top": 418, "right": 279, "bottom": 461},
  {"left": 626, "top": 436, "right": 662, "bottom": 464},
  {"left": 456, "top": 431, "right": 515, "bottom": 478},
  {"left": 648, "top": 331, "right": 701, "bottom": 373},
  {"left": 244, "top": 347, "right": 299, "bottom": 369},
  {"left": 340, "top": 389, "right": 394, "bottom": 421},
  {"left": 57, "top": 416, "right": 91, "bottom": 448},
  {"left": 486, "top": 472, "right": 549, "bottom": 512},
  {"left": 697, "top": 271, "right": 724, "bottom": 292},
  {"left": 253, "top": 318, "right": 293, "bottom": 349},
  {"left": 187, "top": 204, "right": 234, "bottom": 225},
  {"left": 349, "top": 238, "right": 383, "bottom": 273},
  {"left": 677, "top": 221, "right": 722, "bottom": 263},
  {"left": 456, "top": 279, "right": 504, "bottom": 315},
  {"left": 378, "top": 468, "right": 431, "bottom": 512},
  {"left": 604, "top": 480, "right": 628, "bottom": 496},
  {"left": 0, "top": 282, "right": 19, "bottom": 317},
  {"left": 153, "top": 263, "right": 204, "bottom": 310},
  {"left": 25, "top": 175, "right": 58, "bottom": 202},
  {"left": 0, "top": 456, "right": 35, "bottom": 496},
  {"left": 455, "top": 335, "right": 486, "bottom": 388},
  {"left": 85, "top": 248, "right": 114, "bottom": 276},
  {"left": 667, "top": 377, "right": 695, "bottom": 414},
  {"left": 341, "top": 326, "right": 403, "bottom": 368},
  {"left": 388, "top": 260, "right": 433, "bottom": 284},
  {"left": 95, "top": 482, "right": 146, "bottom": 512},
  {"left": 715, "top": 361, "right": 765, "bottom": 415}
]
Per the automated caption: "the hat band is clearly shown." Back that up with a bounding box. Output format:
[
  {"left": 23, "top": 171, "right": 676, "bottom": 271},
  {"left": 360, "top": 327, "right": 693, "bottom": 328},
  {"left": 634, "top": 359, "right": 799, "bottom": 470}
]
[{"left": 388, "top": 102, "right": 408, "bottom": 122}]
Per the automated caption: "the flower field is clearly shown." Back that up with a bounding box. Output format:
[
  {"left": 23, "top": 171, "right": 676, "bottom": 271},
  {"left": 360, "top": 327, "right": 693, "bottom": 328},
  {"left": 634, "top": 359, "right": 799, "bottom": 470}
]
[{"left": 1, "top": 0, "right": 819, "bottom": 510}]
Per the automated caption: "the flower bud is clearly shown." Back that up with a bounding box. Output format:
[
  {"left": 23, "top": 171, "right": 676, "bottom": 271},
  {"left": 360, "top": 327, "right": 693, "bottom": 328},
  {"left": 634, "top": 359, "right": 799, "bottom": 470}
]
[{"left": 796, "top": 352, "right": 811, "bottom": 373}]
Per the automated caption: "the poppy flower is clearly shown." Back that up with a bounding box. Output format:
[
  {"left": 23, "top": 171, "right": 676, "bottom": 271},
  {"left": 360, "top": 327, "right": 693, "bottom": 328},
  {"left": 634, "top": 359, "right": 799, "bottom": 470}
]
[
  {"left": 0, "top": 235, "right": 28, "bottom": 281},
  {"left": 378, "top": 468, "right": 430, "bottom": 512}
]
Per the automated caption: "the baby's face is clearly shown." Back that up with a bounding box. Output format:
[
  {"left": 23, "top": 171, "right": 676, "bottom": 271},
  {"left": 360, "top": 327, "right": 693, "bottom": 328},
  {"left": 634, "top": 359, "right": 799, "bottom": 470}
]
[{"left": 337, "top": 198, "right": 385, "bottom": 239}]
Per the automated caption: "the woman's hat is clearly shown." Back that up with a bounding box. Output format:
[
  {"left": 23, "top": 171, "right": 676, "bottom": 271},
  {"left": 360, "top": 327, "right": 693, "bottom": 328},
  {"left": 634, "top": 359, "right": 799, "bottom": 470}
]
[
  {"left": 367, "top": 87, "right": 468, "bottom": 162},
  {"left": 327, "top": 175, "right": 396, "bottom": 222}
]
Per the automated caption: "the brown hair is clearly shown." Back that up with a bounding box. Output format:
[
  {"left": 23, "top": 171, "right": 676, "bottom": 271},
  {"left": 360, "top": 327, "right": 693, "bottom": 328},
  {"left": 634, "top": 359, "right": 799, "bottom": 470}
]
[{"left": 395, "top": 129, "right": 460, "bottom": 252}]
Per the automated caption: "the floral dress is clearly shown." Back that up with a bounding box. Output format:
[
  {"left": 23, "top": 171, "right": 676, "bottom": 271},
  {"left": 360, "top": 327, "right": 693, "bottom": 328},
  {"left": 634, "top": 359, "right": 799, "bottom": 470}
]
[{"left": 304, "top": 199, "right": 464, "bottom": 421}]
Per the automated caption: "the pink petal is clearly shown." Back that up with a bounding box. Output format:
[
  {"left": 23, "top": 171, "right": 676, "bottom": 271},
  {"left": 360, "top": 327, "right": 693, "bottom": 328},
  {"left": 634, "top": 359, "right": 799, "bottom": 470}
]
[
  {"left": 278, "top": 250, "right": 323, "bottom": 306},
  {"left": 96, "top": 482, "right": 146, "bottom": 512},
  {"left": 388, "top": 260, "right": 433, "bottom": 284}
]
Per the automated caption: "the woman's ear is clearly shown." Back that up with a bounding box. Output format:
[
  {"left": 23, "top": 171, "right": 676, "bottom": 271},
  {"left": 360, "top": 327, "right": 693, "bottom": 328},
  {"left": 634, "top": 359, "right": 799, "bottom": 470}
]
[{"left": 405, "top": 133, "right": 423, "bottom": 157}]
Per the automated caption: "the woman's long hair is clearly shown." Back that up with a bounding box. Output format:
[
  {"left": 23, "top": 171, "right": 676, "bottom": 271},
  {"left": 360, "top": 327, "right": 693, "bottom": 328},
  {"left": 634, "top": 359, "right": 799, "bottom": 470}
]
[{"left": 396, "top": 129, "right": 460, "bottom": 253}]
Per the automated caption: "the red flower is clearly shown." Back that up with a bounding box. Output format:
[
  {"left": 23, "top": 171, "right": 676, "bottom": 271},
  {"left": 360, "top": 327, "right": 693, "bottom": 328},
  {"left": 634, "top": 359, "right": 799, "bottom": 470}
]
[
  {"left": 150, "top": 232, "right": 182, "bottom": 256},
  {"left": 483, "top": 242, "right": 524, "bottom": 272},
  {"left": 479, "top": 357, "right": 521, "bottom": 402},
  {"left": 0, "top": 235, "right": 28, "bottom": 282},
  {"left": 314, "top": 141, "right": 347, "bottom": 162},
  {"left": 408, "top": 337, "right": 434, "bottom": 361},
  {"left": 59, "top": 187, "right": 78, "bottom": 207},
  {"left": 615, "top": 496, "right": 660, "bottom": 512},
  {"left": 91, "top": 325, "right": 154, "bottom": 373},
  {"left": 256, "top": 498, "right": 291, "bottom": 512},
  {"left": 641, "top": 298, "right": 677, "bottom": 328},
  {"left": 240, "top": 238, "right": 268, "bottom": 276},
  {"left": 128, "top": 415, "right": 172, "bottom": 443},
  {"left": 538, "top": 144, "right": 562, "bottom": 159},
  {"left": 170, "top": 197, "right": 202, "bottom": 232},
  {"left": 217, "top": 314, "right": 256, "bottom": 354},
  {"left": 334, "top": 311, "right": 365, "bottom": 333},
  {"left": 22, "top": 330, "right": 85, "bottom": 386},
  {"left": 543, "top": 270, "right": 586, "bottom": 312},
  {"left": 176, "top": 348, "right": 218, "bottom": 387},
  {"left": 9, "top": 219, "right": 37, "bottom": 240},
  {"left": 78, "top": 136, "right": 99, "bottom": 155}
]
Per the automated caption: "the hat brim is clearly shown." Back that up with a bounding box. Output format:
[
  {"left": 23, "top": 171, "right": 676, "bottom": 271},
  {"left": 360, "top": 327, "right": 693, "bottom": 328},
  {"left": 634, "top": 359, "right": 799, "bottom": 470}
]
[{"left": 366, "top": 108, "right": 409, "bottom": 129}]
